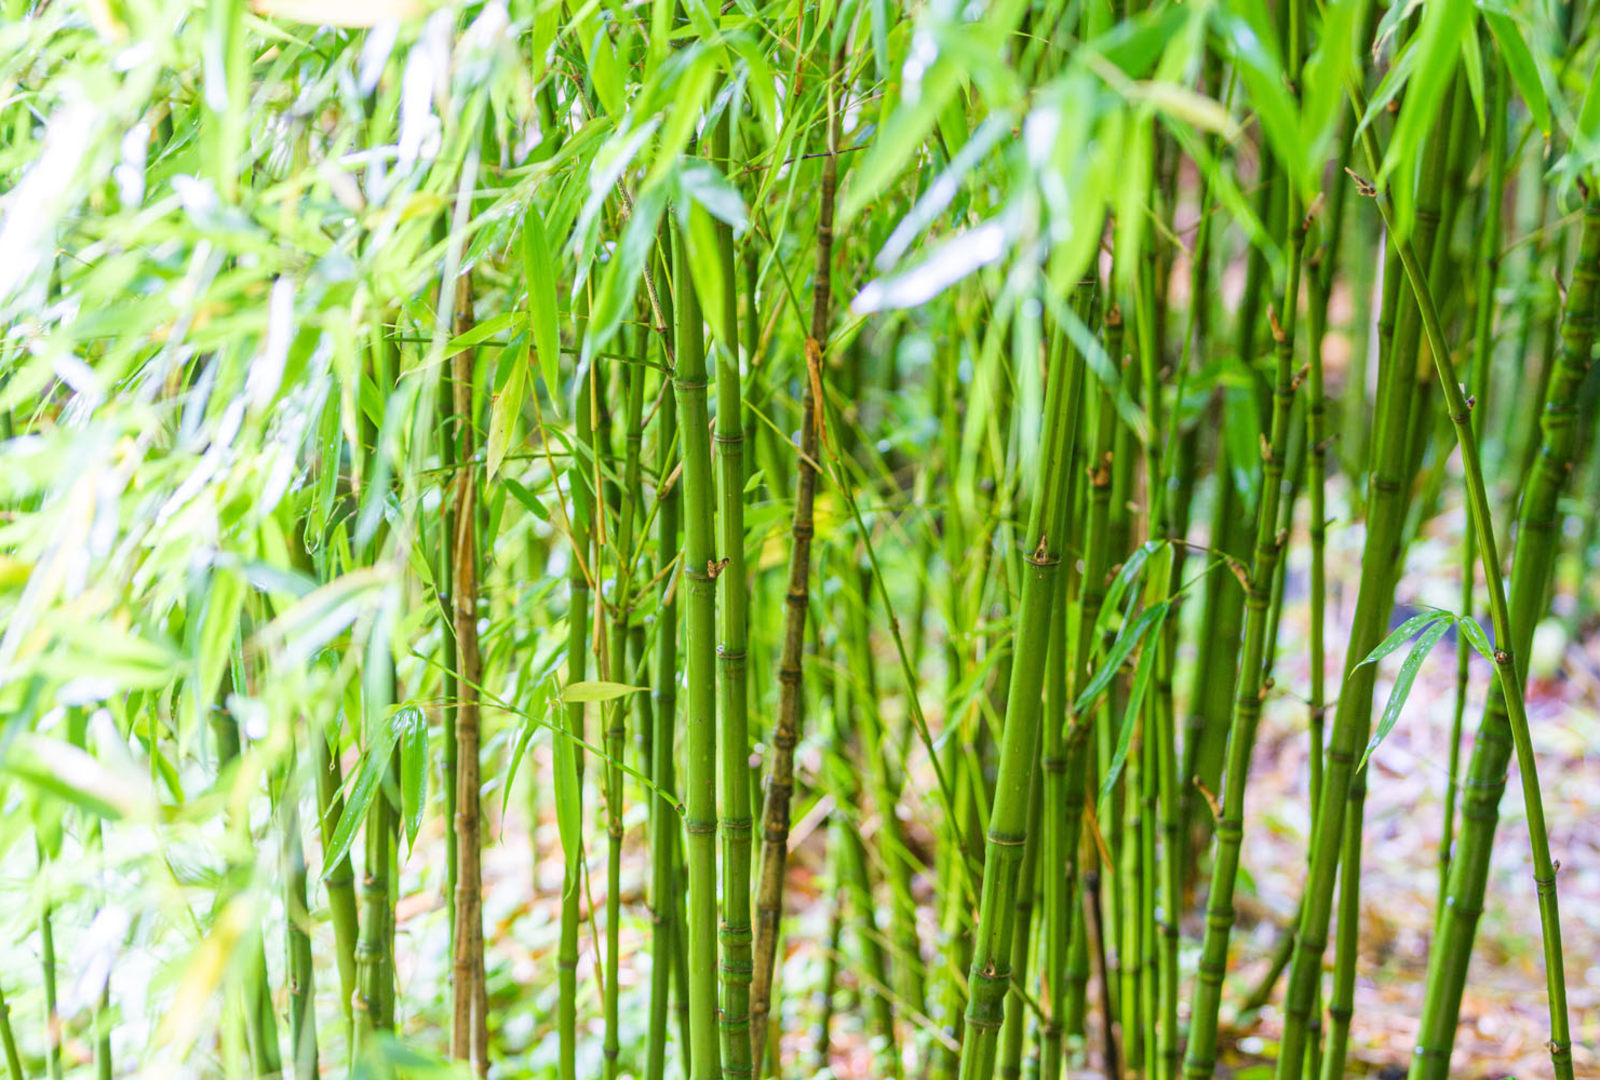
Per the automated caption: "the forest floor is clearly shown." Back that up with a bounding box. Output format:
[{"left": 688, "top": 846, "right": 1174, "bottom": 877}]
[{"left": 427, "top": 483, "right": 1600, "bottom": 1079}]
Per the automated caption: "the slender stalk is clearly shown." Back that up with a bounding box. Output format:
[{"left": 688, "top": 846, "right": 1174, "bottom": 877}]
[
  {"left": 674, "top": 202, "right": 723, "bottom": 1080},
  {"left": 561, "top": 293, "right": 595, "bottom": 1080},
  {"left": 708, "top": 101, "right": 755, "bottom": 1080},
  {"left": 354, "top": 755, "right": 393, "bottom": 1045},
  {"left": 1442, "top": 49, "right": 1507, "bottom": 913},
  {"left": 449, "top": 275, "right": 488, "bottom": 1077},
  {"left": 0, "top": 982, "right": 20, "bottom": 1080},
  {"left": 647, "top": 241, "right": 683, "bottom": 1080},
  {"left": 999, "top": 755, "right": 1044, "bottom": 1080},
  {"left": 748, "top": 46, "right": 841, "bottom": 1069},
  {"left": 38, "top": 844, "right": 60, "bottom": 1080},
  {"left": 311, "top": 725, "right": 359, "bottom": 1031},
  {"left": 957, "top": 287, "right": 1084, "bottom": 1080},
  {"left": 1287, "top": 73, "right": 1462, "bottom": 1080},
  {"left": 1182, "top": 124, "right": 1304, "bottom": 1080},
  {"left": 1400, "top": 187, "right": 1597, "bottom": 1080},
  {"left": 281, "top": 743, "right": 317, "bottom": 1080}
]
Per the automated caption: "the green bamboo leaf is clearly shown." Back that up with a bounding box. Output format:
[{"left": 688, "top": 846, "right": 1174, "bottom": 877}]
[
  {"left": 2, "top": 733, "right": 157, "bottom": 823},
  {"left": 1380, "top": 0, "right": 1474, "bottom": 224},
  {"left": 323, "top": 709, "right": 401, "bottom": 877},
  {"left": 1460, "top": 24, "right": 1486, "bottom": 132},
  {"left": 641, "top": 48, "right": 718, "bottom": 189},
  {"left": 398, "top": 704, "right": 427, "bottom": 851},
  {"left": 1482, "top": 8, "right": 1550, "bottom": 136},
  {"left": 1092, "top": 540, "right": 1160, "bottom": 650},
  {"left": 587, "top": 182, "right": 668, "bottom": 366},
  {"left": 839, "top": 65, "right": 961, "bottom": 225},
  {"left": 522, "top": 204, "right": 561, "bottom": 401},
  {"left": 1454, "top": 613, "right": 1495, "bottom": 664},
  {"left": 501, "top": 676, "right": 556, "bottom": 819},
  {"left": 552, "top": 703, "right": 583, "bottom": 894},
  {"left": 678, "top": 162, "right": 748, "bottom": 233},
  {"left": 1356, "top": 608, "right": 1452, "bottom": 670},
  {"left": 562, "top": 680, "right": 648, "bottom": 704},
  {"left": 679, "top": 197, "right": 729, "bottom": 345},
  {"left": 1099, "top": 601, "right": 1168, "bottom": 801},
  {"left": 1075, "top": 599, "right": 1164, "bottom": 715},
  {"left": 444, "top": 311, "right": 519, "bottom": 359},
  {"left": 503, "top": 476, "right": 551, "bottom": 521},
  {"left": 486, "top": 342, "right": 527, "bottom": 480},
  {"left": 1358, "top": 619, "right": 1452, "bottom": 771}
]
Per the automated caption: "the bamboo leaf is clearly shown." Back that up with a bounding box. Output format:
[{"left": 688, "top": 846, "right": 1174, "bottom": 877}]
[
  {"left": 486, "top": 341, "right": 527, "bottom": 480},
  {"left": 1482, "top": 8, "right": 1551, "bottom": 136},
  {"left": 552, "top": 703, "right": 583, "bottom": 893},
  {"left": 1454, "top": 613, "right": 1495, "bottom": 664},
  {"left": 398, "top": 703, "right": 427, "bottom": 851},
  {"left": 1099, "top": 600, "right": 1167, "bottom": 801},
  {"left": 561, "top": 680, "right": 648, "bottom": 704},
  {"left": 1092, "top": 540, "right": 1160, "bottom": 650},
  {"left": 504, "top": 476, "right": 551, "bottom": 521},
  {"left": 1358, "top": 619, "right": 1452, "bottom": 771},
  {"left": 323, "top": 708, "right": 402, "bottom": 877},
  {"left": 1075, "top": 599, "right": 1164, "bottom": 715},
  {"left": 522, "top": 204, "right": 562, "bottom": 401},
  {"left": 1355, "top": 608, "right": 1452, "bottom": 670}
]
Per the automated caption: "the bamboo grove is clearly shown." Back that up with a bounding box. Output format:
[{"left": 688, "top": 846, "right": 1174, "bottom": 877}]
[{"left": 1, "top": 0, "right": 1598, "bottom": 1076}]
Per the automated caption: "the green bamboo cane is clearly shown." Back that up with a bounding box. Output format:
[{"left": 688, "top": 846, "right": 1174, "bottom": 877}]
[
  {"left": 281, "top": 742, "right": 317, "bottom": 1080},
  {"left": 1377, "top": 165, "right": 1579, "bottom": 1080},
  {"left": 0, "top": 982, "right": 20, "bottom": 1080},
  {"left": 647, "top": 280, "right": 684, "bottom": 1080},
  {"left": 311, "top": 724, "right": 359, "bottom": 1031},
  {"left": 1442, "top": 48, "right": 1506, "bottom": 914},
  {"left": 1043, "top": 278, "right": 1096, "bottom": 1080},
  {"left": 1041, "top": 562, "right": 1071, "bottom": 1080},
  {"left": 1181, "top": 148, "right": 1304, "bottom": 1080},
  {"left": 673, "top": 205, "right": 723, "bottom": 1080},
  {"left": 828, "top": 609, "right": 901, "bottom": 1080},
  {"left": 354, "top": 761, "right": 392, "bottom": 1048},
  {"left": 1314, "top": 232, "right": 1406, "bottom": 1080},
  {"left": 1283, "top": 72, "right": 1462, "bottom": 1080},
  {"left": 1400, "top": 186, "right": 1597, "bottom": 1080},
  {"left": 748, "top": 48, "right": 841, "bottom": 1066},
  {"left": 561, "top": 291, "right": 596, "bottom": 1080},
  {"left": 604, "top": 337, "right": 645, "bottom": 1080},
  {"left": 212, "top": 691, "right": 283, "bottom": 1080},
  {"left": 999, "top": 754, "right": 1044, "bottom": 1080},
  {"left": 707, "top": 102, "right": 754, "bottom": 1080},
  {"left": 956, "top": 286, "right": 1084, "bottom": 1080},
  {"left": 1063, "top": 322, "right": 1115, "bottom": 1068}
]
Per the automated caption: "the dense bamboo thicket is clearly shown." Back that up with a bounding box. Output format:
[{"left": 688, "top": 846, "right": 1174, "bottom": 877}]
[{"left": 1, "top": 0, "right": 1598, "bottom": 1077}]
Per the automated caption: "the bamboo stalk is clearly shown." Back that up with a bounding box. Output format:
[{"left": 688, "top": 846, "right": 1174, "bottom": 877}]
[
  {"left": 956, "top": 287, "right": 1084, "bottom": 1080},
  {"left": 1399, "top": 179, "right": 1597, "bottom": 1080},
  {"left": 647, "top": 239, "right": 683, "bottom": 1080},
  {"left": 1284, "top": 72, "right": 1463, "bottom": 1080},
  {"left": 709, "top": 100, "right": 755, "bottom": 1080},
  {"left": 674, "top": 202, "right": 723, "bottom": 1080},
  {"left": 748, "top": 46, "right": 841, "bottom": 1070},
  {"left": 311, "top": 724, "right": 359, "bottom": 1031},
  {"left": 1182, "top": 122, "right": 1305, "bottom": 1080},
  {"left": 561, "top": 292, "right": 595, "bottom": 1080},
  {"left": 449, "top": 274, "right": 488, "bottom": 1077}
]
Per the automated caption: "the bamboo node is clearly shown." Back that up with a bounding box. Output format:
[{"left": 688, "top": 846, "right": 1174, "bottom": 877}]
[{"left": 1344, "top": 167, "right": 1377, "bottom": 198}]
